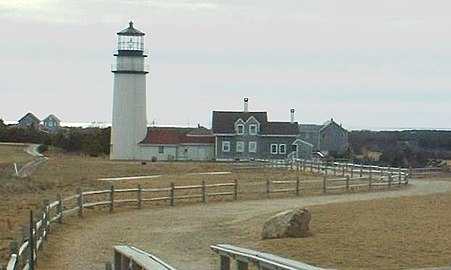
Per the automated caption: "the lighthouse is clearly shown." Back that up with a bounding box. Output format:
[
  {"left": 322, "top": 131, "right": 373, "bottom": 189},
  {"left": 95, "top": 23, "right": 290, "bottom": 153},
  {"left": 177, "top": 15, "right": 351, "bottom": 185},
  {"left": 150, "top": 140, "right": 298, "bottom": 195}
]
[{"left": 110, "top": 22, "right": 148, "bottom": 160}]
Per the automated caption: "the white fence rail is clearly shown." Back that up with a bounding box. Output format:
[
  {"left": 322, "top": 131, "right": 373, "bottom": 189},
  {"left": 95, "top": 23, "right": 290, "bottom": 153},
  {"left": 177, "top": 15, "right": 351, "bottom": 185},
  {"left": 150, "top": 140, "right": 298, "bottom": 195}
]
[
  {"left": 211, "top": 244, "right": 327, "bottom": 270},
  {"left": 106, "top": 245, "right": 177, "bottom": 270}
]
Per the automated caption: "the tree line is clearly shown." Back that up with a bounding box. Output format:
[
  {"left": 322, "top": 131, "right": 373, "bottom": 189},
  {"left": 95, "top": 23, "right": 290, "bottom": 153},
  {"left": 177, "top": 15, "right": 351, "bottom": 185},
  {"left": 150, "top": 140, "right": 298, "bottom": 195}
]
[
  {"left": 349, "top": 130, "right": 450, "bottom": 168},
  {"left": 1, "top": 119, "right": 450, "bottom": 167},
  {"left": 0, "top": 119, "right": 110, "bottom": 157}
]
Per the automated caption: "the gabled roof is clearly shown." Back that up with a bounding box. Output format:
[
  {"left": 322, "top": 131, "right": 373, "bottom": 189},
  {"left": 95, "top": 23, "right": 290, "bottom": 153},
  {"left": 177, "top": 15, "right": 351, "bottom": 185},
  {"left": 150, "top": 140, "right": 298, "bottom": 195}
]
[
  {"left": 43, "top": 114, "right": 60, "bottom": 123},
  {"left": 300, "top": 119, "right": 347, "bottom": 133},
  {"left": 18, "top": 112, "right": 40, "bottom": 123},
  {"left": 140, "top": 126, "right": 215, "bottom": 145},
  {"left": 265, "top": 122, "right": 299, "bottom": 136},
  {"left": 299, "top": 124, "right": 322, "bottom": 133},
  {"left": 212, "top": 111, "right": 268, "bottom": 134},
  {"left": 319, "top": 118, "right": 347, "bottom": 132}
]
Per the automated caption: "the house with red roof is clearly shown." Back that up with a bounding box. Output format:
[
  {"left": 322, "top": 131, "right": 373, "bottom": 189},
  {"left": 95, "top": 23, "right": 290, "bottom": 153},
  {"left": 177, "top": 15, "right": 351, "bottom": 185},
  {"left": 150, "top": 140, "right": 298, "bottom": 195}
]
[{"left": 139, "top": 125, "right": 215, "bottom": 161}]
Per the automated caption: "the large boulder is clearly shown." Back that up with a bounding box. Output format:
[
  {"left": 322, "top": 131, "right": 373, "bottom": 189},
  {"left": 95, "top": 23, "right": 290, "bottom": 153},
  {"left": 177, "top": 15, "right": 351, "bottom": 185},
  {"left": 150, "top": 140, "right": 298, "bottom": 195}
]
[{"left": 261, "top": 208, "right": 311, "bottom": 239}]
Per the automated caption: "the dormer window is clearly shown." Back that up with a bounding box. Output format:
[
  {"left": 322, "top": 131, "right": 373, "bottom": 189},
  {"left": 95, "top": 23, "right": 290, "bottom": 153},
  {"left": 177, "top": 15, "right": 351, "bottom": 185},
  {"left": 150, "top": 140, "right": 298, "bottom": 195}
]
[
  {"left": 249, "top": 124, "right": 258, "bottom": 135},
  {"left": 236, "top": 124, "right": 244, "bottom": 134}
]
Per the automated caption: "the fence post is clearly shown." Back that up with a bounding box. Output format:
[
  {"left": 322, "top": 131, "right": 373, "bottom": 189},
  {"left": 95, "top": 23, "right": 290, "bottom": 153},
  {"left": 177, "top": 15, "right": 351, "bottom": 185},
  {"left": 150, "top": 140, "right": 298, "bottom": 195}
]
[
  {"left": 310, "top": 161, "right": 313, "bottom": 173},
  {"left": 398, "top": 168, "right": 402, "bottom": 186},
  {"left": 334, "top": 164, "right": 337, "bottom": 176},
  {"left": 201, "top": 180, "right": 206, "bottom": 203},
  {"left": 77, "top": 187, "right": 83, "bottom": 217},
  {"left": 266, "top": 179, "right": 270, "bottom": 198},
  {"left": 302, "top": 160, "right": 306, "bottom": 172},
  {"left": 350, "top": 165, "right": 354, "bottom": 178},
  {"left": 317, "top": 161, "right": 320, "bottom": 173},
  {"left": 170, "top": 182, "right": 175, "bottom": 206},
  {"left": 342, "top": 165, "right": 345, "bottom": 176},
  {"left": 324, "top": 162, "right": 328, "bottom": 175},
  {"left": 43, "top": 199, "right": 50, "bottom": 240},
  {"left": 220, "top": 255, "right": 230, "bottom": 270},
  {"left": 57, "top": 194, "right": 63, "bottom": 224},
  {"left": 360, "top": 166, "right": 363, "bottom": 177},
  {"left": 237, "top": 260, "right": 249, "bottom": 270},
  {"left": 9, "top": 241, "right": 18, "bottom": 270},
  {"left": 322, "top": 176, "right": 327, "bottom": 194},
  {"left": 234, "top": 179, "right": 238, "bottom": 200},
  {"left": 369, "top": 172, "right": 372, "bottom": 191},
  {"left": 346, "top": 176, "right": 350, "bottom": 192},
  {"left": 296, "top": 177, "right": 300, "bottom": 196},
  {"left": 137, "top": 184, "right": 142, "bottom": 209},
  {"left": 21, "top": 225, "right": 29, "bottom": 267},
  {"left": 109, "top": 185, "right": 115, "bottom": 213},
  {"left": 388, "top": 175, "right": 392, "bottom": 189},
  {"left": 29, "top": 210, "right": 35, "bottom": 270},
  {"left": 105, "top": 261, "right": 112, "bottom": 270}
]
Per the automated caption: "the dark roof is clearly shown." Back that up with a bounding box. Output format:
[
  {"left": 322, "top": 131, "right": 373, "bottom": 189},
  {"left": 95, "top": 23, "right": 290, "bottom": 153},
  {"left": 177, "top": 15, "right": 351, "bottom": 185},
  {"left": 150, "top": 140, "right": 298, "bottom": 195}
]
[
  {"left": 265, "top": 122, "right": 299, "bottom": 135},
  {"left": 117, "top": 21, "right": 145, "bottom": 36},
  {"left": 212, "top": 111, "right": 268, "bottom": 134},
  {"left": 212, "top": 111, "right": 299, "bottom": 136},
  {"left": 43, "top": 114, "right": 60, "bottom": 123},
  {"left": 300, "top": 119, "right": 348, "bottom": 133},
  {"left": 141, "top": 126, "right": 214, "bottom": 145},
  {"left": 18, "top": 112, "right": 40, "bottom": 123},
  {"left": 299, "top": 124, "right": 322, "bottom": 133}
]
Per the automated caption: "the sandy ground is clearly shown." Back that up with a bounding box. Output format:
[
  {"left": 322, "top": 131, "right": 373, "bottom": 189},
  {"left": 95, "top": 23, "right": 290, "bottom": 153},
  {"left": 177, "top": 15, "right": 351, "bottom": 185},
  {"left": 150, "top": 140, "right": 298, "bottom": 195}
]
[{"left": 36, "top": 179, "right": 451, "bottom": 270}]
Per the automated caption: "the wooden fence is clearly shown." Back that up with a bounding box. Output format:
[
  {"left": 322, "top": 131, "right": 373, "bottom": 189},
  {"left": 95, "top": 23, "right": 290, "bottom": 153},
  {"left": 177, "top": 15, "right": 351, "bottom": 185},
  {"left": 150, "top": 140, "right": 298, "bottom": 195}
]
[
  {"left": 211, "top": 244, "right": 326, "bottom": 270},
  {"left": 106, "top": 245, "right": 177, "bottom": 270},
  {"left": 2, "top": 162, "right": 409, "bottom": 270}
]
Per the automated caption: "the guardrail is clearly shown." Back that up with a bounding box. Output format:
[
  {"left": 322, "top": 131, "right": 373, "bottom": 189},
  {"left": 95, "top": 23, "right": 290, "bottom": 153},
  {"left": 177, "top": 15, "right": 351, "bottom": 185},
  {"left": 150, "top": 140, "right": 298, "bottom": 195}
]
[
  {"left": 2, "top": 161, "right": 409, "bottom": 269},
  {"left": 105, "top": 245, "right": 177, "bottom": 270},
  {"left": 211, "top": 244, "right": 327, "bottom": 270}
]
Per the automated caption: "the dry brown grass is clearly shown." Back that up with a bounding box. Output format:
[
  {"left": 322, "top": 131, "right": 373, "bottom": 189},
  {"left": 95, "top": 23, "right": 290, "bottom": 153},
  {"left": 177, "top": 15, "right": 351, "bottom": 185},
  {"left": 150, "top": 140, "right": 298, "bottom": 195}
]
[
  {"left": 253, "top": 191, "right": 451, "bottom": 269},
  {"left": 1, "top": 144, "right": 450, "bottom": 269},
  {"left": 0, "top": 145, "right": 317, "bottom": 263}
]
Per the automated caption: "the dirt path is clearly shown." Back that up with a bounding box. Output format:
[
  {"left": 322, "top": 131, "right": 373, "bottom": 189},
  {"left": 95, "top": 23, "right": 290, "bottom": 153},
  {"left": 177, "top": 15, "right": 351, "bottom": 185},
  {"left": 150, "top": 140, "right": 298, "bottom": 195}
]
[
  {"left": 38, "top": 179, "right": 451, "bottom": 270},
  {"left": 17, "top": 144, "right": 48, "bottom": 178}
]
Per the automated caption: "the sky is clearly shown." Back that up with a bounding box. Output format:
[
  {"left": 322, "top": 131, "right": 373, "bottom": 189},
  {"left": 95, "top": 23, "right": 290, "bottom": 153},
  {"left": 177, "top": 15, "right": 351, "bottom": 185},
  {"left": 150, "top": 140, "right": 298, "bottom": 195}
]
[{"left": 1, "top": 0, "right": 450, "bottom": 130}]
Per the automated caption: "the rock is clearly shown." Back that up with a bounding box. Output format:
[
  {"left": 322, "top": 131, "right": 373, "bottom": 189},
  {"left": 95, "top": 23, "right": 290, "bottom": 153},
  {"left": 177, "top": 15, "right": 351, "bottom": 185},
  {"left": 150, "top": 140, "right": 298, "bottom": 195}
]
[{"left": 261, "top": 208, "right": 311, "bottom": 239}]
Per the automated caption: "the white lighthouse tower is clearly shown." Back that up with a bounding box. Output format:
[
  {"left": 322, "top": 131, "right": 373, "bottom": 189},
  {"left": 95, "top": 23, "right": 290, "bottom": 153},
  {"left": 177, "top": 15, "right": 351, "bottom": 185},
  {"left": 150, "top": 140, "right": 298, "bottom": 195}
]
[{"left": 110, "top": 22, "right": 148, "bottom": 160}]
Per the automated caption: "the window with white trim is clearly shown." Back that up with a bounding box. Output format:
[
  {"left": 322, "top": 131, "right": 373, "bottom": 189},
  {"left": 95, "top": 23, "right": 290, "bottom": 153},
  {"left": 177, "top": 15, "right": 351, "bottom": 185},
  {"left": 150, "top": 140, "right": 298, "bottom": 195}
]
[
  {"left": 270, "top": 144, "right": 278, "bottom": 154},
  {"left": 249, "top": 124, "right": 258, "bottom": 135},
  {"left": 249, "top": 141, "right": 257, "bottom": 153},
  {"left": 222, "top": 141, "right": 230, "bottom": 152},
  {"left": 236, "top": 141, "right": 244, "bottom": 152},
  {"left": 158, "top": 146, "right": 164, "bottom": 154},
  {"left": 279, "top": 144, "right": 286, "bottom": 154},
  {"left": 236, "top": 124, "right": 244, "bottom": 134}
]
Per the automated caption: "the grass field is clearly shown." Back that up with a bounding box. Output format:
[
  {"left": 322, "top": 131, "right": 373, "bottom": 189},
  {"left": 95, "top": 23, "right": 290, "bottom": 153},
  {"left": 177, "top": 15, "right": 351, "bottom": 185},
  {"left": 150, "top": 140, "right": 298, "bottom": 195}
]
[{"left": 1, "top": 144, "right": 450, "bottom": 269}]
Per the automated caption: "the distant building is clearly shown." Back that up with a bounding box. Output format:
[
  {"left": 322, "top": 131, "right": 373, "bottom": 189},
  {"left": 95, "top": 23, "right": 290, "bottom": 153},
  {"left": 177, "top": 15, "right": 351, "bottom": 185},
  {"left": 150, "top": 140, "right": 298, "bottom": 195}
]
[
  {"left": 140, "top": 126, "right": 215, "bottom": 161},
  {"left": 299, "top": 119, "right": 349, "bottom": 156},
  {"left": 42, "top": 114, "right": 61, "bottom": 132},
  {"left": 212, "top": 98, "right": 309, "bottom": 161},
  {"left": 17, "top": 112, "right": 41, "bottom": 129}
]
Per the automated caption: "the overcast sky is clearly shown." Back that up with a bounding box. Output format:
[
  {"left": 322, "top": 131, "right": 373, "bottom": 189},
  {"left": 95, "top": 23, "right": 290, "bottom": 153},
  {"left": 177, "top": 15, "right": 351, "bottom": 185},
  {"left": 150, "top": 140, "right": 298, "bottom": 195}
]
[{"left": 1, "top": 0, "right": 450, "bottom": 130}]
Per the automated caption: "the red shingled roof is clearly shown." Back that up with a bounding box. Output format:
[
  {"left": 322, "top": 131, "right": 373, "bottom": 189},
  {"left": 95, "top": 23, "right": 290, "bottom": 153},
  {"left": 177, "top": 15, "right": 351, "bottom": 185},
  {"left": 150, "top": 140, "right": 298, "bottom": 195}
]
[{"left": 140, "top": 126, "right": 215, "bottom": 145}]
